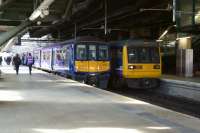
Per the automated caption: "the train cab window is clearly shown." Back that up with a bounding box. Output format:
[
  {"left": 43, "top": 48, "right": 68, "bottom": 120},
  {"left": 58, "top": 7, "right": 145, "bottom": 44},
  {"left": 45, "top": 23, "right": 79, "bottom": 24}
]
[
  {"left": 76, "top": 45, "right": 87, "bottom": 60},
  {"left": 128, "top": 47, "right": 160, "bottom": 63},
  {"left": 99, "top": 45, "right": 109, "bottom": 60},
  {"left": 89, "top": 45, "right": 97, "bottom": 60},
  {"left": 128, "top": 48, "right": 138, "bottom": 63},
  {"left": 138, "top": 48, "right": 149, "bottom": 63},
  {"left": 150, "top": 48, "right": 160, "bottom": 63}
]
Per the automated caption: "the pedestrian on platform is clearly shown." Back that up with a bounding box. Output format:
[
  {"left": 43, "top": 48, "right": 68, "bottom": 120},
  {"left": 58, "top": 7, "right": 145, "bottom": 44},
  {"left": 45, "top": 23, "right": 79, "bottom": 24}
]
[
  {"left": 0, "top": 56, "right": 2, "bottom": 66},
  {"left": 7, "top": 56, "right": 12, "bottom": 65},
  {"left": 13, "top": 54, "right": 21, "bottom": 75},
  {"left": 26, "top": 53, "right": 34, "bottom": 75}
]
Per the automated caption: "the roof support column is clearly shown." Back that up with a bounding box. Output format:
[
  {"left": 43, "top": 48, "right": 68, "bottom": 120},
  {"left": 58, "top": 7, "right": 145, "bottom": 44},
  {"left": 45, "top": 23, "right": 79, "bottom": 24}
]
[{"left": 104, "top": 0, "right": 108, "bottom": 35}]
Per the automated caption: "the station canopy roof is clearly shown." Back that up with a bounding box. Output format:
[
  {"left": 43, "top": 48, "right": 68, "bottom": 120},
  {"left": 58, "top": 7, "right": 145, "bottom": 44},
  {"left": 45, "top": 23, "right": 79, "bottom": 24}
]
[{"left": 0, "top": 0, "right": 172, "bottom": 39}]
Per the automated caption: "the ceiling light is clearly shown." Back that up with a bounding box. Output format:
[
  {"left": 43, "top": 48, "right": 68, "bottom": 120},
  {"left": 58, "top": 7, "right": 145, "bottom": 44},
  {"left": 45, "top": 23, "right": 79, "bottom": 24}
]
[
  {"left": 29, "top": 0, "right": 55, "bottom": 21},
  {"left": 29, "top": 10, "right": 41, "bottom": 21}
]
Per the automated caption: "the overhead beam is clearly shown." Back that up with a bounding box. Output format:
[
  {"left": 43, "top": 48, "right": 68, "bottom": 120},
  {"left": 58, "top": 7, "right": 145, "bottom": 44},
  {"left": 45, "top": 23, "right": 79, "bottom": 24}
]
[
  {"left": 30, "top": 0, "right": 73, "bottom": 37},
  {"left": 62, "top": 0, "right": 73, "bottom": 20},
  {"left": 0, "top": 0, "right": 16, "bottom": 11},
  {"left": 0, "top": 20, "right": 30, "bottom": 46}
]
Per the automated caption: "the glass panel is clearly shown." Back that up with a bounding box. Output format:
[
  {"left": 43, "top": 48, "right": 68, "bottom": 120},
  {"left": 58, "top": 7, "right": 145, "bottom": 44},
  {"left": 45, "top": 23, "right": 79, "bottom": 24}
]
[
  {"left": 66, "top": 46, "right": 71, "bottom": 67},
  {"left": 128, "top": 47, "right": 160, "bottom": 63},
  {"left": 99, "top": 45, "right": 109, "bottom": 60},
  {"left": 34, "top": 51, "right": 39, "bottom": 61},
  {"left": 195, "top": 0, "right": 200, "bottom": 24},
  {"left": 128, "top": 48, "right": 138, "bottom": 63},
  {"left": 76, "top": 45, "right": 87, "bottom": 60},
  {"left": 179, "top": 0, "right": 193, "bottom": 26},
  {"left": 46, "top": 51, "right": 50, "bottom": 60},
  {"left": 55, "top": 47, "right": 66, "bottom": 66},
  {"left": 42, "top": 51, "right": 46, "bottom": 60},
  {"left": 150, "top": 48, "right": 160, "bottom": 63},
  {"left": 89, "top": 45, "right": 97, "bottom": 60},
  {"left": 138, "top": 48, "right": 150, "bottom": 63}
]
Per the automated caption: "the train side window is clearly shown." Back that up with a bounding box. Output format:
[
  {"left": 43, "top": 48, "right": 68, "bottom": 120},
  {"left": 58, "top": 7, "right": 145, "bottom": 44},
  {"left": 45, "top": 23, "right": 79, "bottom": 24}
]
[
  {"left": 66, "top": 46, "right": 71, "bottom": 67},
  {"left": 99, "top": 45, "right": 109, "bottom": 60},
  {"left": 76, "top": 45, "right": 87, "bottom": 60},
  {"left": 89, "top": 45, "right": 97, "bottom": 60},
  {"left": 43, "top": 51, "right": 46, "bottom": 60}
]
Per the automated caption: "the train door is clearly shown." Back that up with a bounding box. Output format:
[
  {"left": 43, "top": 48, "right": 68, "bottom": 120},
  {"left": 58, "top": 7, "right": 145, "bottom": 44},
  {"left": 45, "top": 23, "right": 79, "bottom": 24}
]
[
  {"left": 98, "top": 45, "right": 110, "bottom": 72},
  {"left": 52, "top": 48, "right": 56, "bottom": 70},
  {"left": 88, "top": 45, "right": 98, "bottom": 72},
  {"left": 75, "top": 44, "right": 88, "bottom": 72}
]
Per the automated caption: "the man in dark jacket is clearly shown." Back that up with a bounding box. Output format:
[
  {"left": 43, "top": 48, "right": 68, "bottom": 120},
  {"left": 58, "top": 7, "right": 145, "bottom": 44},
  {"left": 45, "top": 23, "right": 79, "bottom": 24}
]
[{"left": 13, "top": 54, "right": 21, "bottom": 75}]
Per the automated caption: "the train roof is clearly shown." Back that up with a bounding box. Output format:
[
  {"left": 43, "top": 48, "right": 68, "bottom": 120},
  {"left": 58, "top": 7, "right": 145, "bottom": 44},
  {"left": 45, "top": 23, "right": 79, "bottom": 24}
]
[
  {"left": 41, "top": 36, "right": 108, "bottom": 49},
  {"left": 110, "top": 39, "right": 158, "bottom": 47},
  {"left": 60, "top": 36, "right": 106, "bottom": 45}
]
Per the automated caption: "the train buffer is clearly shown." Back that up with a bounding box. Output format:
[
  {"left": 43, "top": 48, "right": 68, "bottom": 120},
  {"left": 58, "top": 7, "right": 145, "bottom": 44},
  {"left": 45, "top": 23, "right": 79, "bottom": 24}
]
[{"left": 0, "top": 66, "right": 200, "bottom": 132}]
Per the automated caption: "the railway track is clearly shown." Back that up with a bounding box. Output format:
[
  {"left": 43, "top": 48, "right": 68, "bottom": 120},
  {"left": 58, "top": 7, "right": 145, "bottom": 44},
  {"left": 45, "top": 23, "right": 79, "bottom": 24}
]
[{"left": 107, "top": 87, "right": 200, "bottom": 118}]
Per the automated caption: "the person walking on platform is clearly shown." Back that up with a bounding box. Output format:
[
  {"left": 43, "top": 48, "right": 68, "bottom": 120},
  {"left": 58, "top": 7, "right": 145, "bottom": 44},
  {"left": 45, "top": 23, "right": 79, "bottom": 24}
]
[
  {"left": 0, "top": 56, "right": 2, "bottom": 66},
  {"left": 26, "top": 53, "right": 34, "bottom": 75},
  {"left": 13, "top": 54, "right": 21, "bottom": 75}
]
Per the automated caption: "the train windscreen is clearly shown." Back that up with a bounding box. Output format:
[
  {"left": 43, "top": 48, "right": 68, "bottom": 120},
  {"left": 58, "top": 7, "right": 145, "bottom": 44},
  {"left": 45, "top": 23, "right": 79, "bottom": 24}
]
[
  {"left": 76, "top": 45, "right": 87, "bottom": 60},
  {"left": 76, "top": 44, "right": 109, "bottom": 61},
  {"left": 89, "top": 45, "right": 97, "bottom": 60},
  {"left": 99, "top": 45, "right": 109, "bottom": 60},
  {"left": 128, "top": 47, "right": 160, "bottom": 63}
]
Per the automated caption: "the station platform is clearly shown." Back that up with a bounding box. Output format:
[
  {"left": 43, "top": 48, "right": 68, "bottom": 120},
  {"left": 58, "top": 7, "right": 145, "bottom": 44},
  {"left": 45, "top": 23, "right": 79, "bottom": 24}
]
[
  {"left": 0, "top": 66, "right": 200, "bottom": 133},
  {"left": 162, "top": 75, "right": 200, "bottom": 84},
  {"left": 160, "top": 75, "right": 200, "bottom": 102}
]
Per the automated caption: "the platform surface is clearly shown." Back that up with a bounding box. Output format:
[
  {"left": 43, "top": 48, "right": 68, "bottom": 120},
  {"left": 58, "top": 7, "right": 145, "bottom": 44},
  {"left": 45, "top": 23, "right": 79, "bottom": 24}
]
[
  {"left": 162, "top": 75, "right": 200, "bottom": 84},
  {"left": 0, "top": 66, "right": 200, "bottom": 133}
]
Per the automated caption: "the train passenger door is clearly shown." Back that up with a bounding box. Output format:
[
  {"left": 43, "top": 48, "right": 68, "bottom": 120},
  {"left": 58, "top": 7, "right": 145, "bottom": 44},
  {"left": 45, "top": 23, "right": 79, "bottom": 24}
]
[
  {"left": 52, "top": 48, "right": 56, "bottom": 70},
  {"left": 75, "top": 44, "right": 88, "bottom": 72},
  {"left": 88, "top": 45, "right": 98, "bottom": 72},
  {"left": 98, "top": 45, "right": 110, "bottom": 72}
]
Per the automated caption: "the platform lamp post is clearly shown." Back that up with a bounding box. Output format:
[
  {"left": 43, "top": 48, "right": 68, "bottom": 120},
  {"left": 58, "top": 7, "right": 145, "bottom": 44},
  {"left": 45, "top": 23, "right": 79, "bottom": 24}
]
[
  {"left": 74, "top": 23, "right": 77, "bottom": 41},
  {"left": 104, "top": 0, "right": 108, "bottom": 36}
]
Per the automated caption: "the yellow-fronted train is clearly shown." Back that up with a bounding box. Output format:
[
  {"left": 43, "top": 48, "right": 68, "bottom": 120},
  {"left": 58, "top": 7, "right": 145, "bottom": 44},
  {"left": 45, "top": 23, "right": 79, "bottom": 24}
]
[
  {"left": 32, "top": 36, "right": 110, "bottom": 89},
  {"left": 109, "top": 40, "right": 161, "bottom": 89},
  {"left": 31, "top": 37, "right": 161, "bottom": 89}
]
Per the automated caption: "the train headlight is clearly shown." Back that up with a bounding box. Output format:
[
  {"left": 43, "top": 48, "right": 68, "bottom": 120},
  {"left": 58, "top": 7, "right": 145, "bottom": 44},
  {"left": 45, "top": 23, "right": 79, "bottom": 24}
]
[
  {"left": 154, "top": 65, "right": 160, "bottom": 69},
  {"left": 128, "top": 65, "right": 135, "bottom": 69},
  {"left": 128, "top": 65, "right": 142, "bottom": 69}
]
